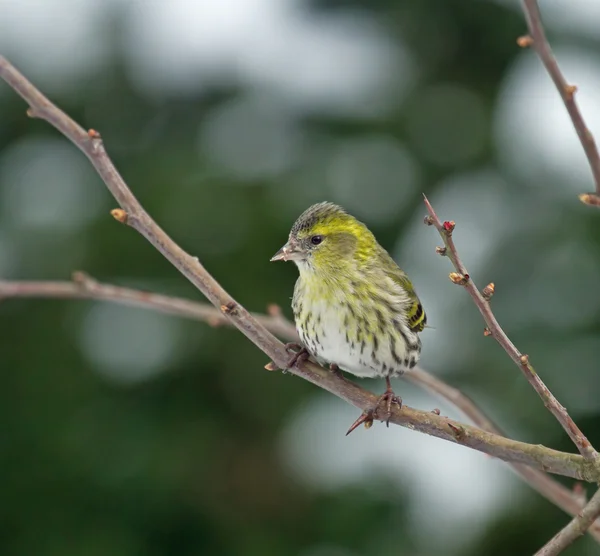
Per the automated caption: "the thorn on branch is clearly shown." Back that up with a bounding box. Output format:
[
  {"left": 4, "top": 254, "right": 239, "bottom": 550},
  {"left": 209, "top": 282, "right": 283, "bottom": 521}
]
[
  {"left": 442, "top": 220, "right": 455, "bottom": 234},
  {"left": 448, "top": 422, "right": 466, "bottom": 441},
  {"left": 424, "top": 215, "right": 434, "bottom": 226},
  {"left": 264, "top": 361, "right": 279, "bottom": 371},
  {"left": 110, "top": 208, "right": 128, "bottom": 224},
  {"left": 579, "top": 193, "right": 600, "bottom": 207},
  {"left": 483, "top": 327, "right": 492, "bottom": 337},
  {"left": 345, "top": 411, "right": 374, "bottom": 436},
  {"left": 449, "top": 272, "right": 469, "bottom": 285},
  {"left": 482, "top": 282, "right": 495, "bottom": 300},
  {"left": 517, "top": 35, "right": 533, "bottom": 48},
  {"left": 435, "top": 246, "right": 447, "bottom": 256}
]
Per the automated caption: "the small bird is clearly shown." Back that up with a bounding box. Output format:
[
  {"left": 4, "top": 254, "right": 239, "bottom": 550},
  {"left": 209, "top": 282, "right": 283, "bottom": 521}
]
[{"left": 271, "top": 202, "right": 426, "bottom": 433}]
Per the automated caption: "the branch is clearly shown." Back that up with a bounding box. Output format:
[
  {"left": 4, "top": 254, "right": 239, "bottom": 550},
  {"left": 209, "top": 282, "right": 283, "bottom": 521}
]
[
  {"left": 407, "top": 369, "right": 600, "bottom": 542},
  {"left": 519, "top": 0, "right": 600, "bottom": 205},
  {"left": 2, "top": 275, "right": 600, "bottom": 543},
  {"left": 423, "top": 196, "right": 598, "bottom": 461},
  {"left": 1, "top": 56, "right": 600, "bottom": 507},
  {"left": 535, "top": 488, "right": 600, "bottom": 555}
]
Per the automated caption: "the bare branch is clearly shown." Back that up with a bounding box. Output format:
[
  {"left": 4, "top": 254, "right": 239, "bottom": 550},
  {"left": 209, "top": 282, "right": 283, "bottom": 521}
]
[
  {"left": 519, "top": 0, "right": 600, "bottom": 203},
  {"left": 1, "top": 276, "right": 600, "bottom": 506},
  {"left": 535, "top": 488, "right": 600, "bottom": 555},
  {"left": 0, "top": 271, "right": 299, "bottom": 340},
  {"left": 2, "top": 57, "right": 600, "bottom": 526},
  {"left": 423, "top": 196, "right": 597, "bottom": 461}
]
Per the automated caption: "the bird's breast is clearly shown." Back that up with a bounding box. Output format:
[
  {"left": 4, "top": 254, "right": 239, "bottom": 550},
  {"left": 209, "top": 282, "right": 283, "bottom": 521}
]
[{"left": 292, "top": 284, "right": 421, "bottom": 379}]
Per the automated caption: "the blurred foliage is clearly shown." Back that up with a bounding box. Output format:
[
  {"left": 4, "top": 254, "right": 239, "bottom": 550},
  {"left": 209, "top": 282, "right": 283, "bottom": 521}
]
[{"left": 1, "top": 1, "right": 600, "bottom": 555}]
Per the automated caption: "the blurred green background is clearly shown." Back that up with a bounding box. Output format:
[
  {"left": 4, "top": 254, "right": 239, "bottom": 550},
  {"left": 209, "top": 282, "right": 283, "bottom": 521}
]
[{"left": 2, "top": 0, "right": 600, "bottom": 554}]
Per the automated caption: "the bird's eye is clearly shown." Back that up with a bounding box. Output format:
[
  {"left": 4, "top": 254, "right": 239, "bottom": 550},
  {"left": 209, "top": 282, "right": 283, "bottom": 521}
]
[{"left": 310, "top": 235, "right": 323, "bottom": 245}]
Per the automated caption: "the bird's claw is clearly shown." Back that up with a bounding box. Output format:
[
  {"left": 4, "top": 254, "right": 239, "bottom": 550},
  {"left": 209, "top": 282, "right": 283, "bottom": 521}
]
[
  {"left": 345, "top": 386, "right": 402, "bottom": 435},
  {"left": 329, "top": 363, "right": 345, "bottom": 379},
  {"left": 376, "top": 389, "right": 402, "bottom": 427},
  {"left": 284, "top": 342, "right": 309, "bottom": 368}
]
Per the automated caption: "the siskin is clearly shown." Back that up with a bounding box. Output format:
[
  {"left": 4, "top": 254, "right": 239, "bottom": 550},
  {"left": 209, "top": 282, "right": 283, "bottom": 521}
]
[{"left": 271, "top": 202, "right": 426, "bottom": 431}]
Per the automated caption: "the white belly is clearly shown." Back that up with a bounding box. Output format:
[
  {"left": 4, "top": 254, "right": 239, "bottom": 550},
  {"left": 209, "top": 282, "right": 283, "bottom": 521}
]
[{"left": 296, "top": 300, "right": 417, "bottom": 379}]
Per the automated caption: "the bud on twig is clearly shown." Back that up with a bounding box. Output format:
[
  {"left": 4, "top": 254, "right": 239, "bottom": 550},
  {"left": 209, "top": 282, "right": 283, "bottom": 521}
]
[
  {"left": 520, "top": 354, "right": 530, "bottom": 366},
  {"left": 482, "top": 282, "right": 495, "bottom": 300},
  {"left": 443, "top": 221, "right": 455, "bottom": 234},
  {"left": 264, "top": 361, "right": 279, "bottom": 371},
  {"left": 448, "top": 422, "right": 466, "bottom": 440},
  {"left": 579, "top": 193, "right": 600, "bottom": 207},
  {"left": 435, "top": 246, "right": 447, "bottom": 256},
  {"left": 564, "top": 84, "right": 578, "bottom": 99},
  {"left": 110, "top": 208, "right": 128, "bottom": 224},
  {"left": 449, "top": 272, "right": 469, "bottom": 285},
  {"left": 220, "top": 301, "right": 238, "bottom": 315},
  {"left": 517, "top": 35, "right": 533, "bottom": 48},
  {"left": 424, "top": 215, "right": 434, "bottom": 226},
  {"left": 483, "top": 327, "right": 492, "bottom": 337}
]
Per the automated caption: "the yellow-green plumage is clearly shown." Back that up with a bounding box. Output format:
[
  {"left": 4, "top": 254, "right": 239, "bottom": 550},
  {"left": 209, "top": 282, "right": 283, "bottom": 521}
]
[{"left": 272, "top": 202, "right": 426, "bottom": 382}]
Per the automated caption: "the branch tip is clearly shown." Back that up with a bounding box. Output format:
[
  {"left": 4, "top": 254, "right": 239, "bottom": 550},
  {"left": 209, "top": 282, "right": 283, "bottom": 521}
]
[
  {"left": 267, "top": 303, "right": 282, "bottom": 317},
  {"left": 110, "top": 208, "right": 128, "bottom": 224},
  {"left": 206, "top": 316, "right": 222, "bottom": 327}
]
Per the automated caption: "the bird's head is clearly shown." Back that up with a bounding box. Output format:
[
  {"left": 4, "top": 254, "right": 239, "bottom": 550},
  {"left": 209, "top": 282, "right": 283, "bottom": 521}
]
[{"left": 270, "top": 202, "right": 376, "bottom": 273}]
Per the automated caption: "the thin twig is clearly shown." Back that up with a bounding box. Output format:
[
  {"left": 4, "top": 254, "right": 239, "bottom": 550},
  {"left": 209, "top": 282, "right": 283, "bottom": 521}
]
[
  {"left": 407, "top": 369, "right": 600, "bottom": 542},
  {"left": 3, "top": 276, "right": 600, "bottom": 540},
  {"left": 2, "top": 56, "right": 600, "bottom": 527},
  {"left": 423, "top": 196, "right": 597, "bottom": 462},
  {"left": 520, "top": 0, "right": 600, "bottom": 204},
  {"left": 535, "top": 488, "right": 600, "bottom": 555},
  {"left": 1, "top": 274, "right": 600, "bottom": 545}
]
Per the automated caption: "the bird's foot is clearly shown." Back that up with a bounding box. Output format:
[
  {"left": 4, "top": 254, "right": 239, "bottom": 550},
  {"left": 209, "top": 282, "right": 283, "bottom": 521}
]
[
  {"left": 376, "top": 387, "right": 402, "bottom": 428},
  {"left": 345, "top": 380, "right": 402, "bottom": 435},
  {"left": 284, "top": 343, "right": 309, "bottom": 368},
  {"left": 329, "top": 363, "right": 345, "bottom": 380}
]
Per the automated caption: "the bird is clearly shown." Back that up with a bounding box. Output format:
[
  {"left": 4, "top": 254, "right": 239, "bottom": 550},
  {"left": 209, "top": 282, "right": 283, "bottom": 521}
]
[{"left": 270, "top": 202, "right": 426, "bottom": 434}]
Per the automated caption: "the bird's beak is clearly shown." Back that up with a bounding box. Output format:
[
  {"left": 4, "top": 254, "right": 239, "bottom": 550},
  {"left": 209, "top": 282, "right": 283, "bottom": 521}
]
[{"left": 270, "top": 240, "right": 304, "bottom": 262}]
